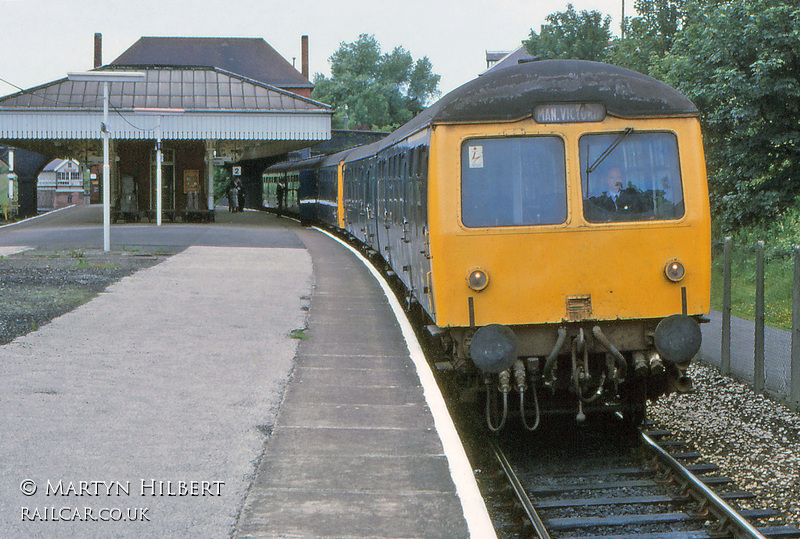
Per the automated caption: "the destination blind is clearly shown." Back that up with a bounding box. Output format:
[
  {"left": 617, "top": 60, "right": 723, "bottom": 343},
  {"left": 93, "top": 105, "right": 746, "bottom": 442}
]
[{"left": 534, "top": 103, "right": 606, "bottom": 123}]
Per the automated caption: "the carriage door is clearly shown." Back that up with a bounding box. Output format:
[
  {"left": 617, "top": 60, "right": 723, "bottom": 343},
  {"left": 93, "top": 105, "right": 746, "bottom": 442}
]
[{"left": 366, "top": 162, "right": 378, "bottom": 246}]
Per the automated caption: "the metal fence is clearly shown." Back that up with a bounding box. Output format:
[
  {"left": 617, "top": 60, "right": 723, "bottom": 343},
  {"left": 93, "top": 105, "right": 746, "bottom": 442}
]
[{"left": 698, "top": 237, "right": 800, "bottom": 411}]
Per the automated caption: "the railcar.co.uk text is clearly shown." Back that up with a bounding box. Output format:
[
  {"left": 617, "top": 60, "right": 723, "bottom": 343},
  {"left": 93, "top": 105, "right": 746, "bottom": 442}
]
[{"left": 19, "top": 479, "right": 224, "bottom": 522}]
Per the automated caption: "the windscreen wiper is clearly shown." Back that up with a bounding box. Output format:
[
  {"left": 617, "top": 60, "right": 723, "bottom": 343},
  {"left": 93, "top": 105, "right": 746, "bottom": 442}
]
[{"left": 586, "top": 128, "right": 634, "bottom": 175}]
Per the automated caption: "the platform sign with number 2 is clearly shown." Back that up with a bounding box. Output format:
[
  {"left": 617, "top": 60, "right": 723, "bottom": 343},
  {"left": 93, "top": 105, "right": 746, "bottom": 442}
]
[{"left": 468, "top": 146, "right": 484, "bottom": 168}]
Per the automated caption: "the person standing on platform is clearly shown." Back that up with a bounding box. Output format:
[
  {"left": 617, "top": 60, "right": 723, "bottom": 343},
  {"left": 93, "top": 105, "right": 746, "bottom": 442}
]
[
  {"left": 276, "top": 180, "right": 286, "bottom": 218},
  {"left": 228, "top": 181, "right": 238, "bottom": 213},
  {"left": 236, "top": 179, "right": 245, "bottom": 212}
]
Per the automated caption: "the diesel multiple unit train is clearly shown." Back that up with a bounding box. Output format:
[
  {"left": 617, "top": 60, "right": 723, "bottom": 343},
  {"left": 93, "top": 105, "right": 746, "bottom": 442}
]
[{"left": 263, "top": 60, "right": 710, "bottom": 430}]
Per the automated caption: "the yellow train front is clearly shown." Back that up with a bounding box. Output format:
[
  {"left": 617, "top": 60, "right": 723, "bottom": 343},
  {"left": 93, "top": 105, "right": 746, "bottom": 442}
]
[{"left": 420, "top": 60, "right": 710, "bottom": 429}]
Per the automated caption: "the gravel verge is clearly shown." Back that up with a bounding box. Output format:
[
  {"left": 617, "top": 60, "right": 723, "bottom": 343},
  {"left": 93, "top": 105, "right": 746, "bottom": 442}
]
[
  {"left": 650, "top": 362, "right": 800, "bottom": 528},
  {"left": 0, "top": 247, "right": 175, "bottom": 345}
]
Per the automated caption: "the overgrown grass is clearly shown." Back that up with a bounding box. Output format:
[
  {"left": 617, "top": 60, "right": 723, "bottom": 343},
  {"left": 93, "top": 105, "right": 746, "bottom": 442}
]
[
  {"left": 289, "top": 328, "right": 309, "bottom": 340},
  {"left": 73, "top": 259, "right": 119, "bottom": 270},
  {"left": 710, "top": 240, "right": 795, "bottom": 331}
]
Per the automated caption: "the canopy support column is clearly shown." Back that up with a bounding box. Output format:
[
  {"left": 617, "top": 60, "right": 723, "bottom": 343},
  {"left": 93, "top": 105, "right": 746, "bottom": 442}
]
[{"left": 205, "top": 140, "right": 215, "bottom": 214}]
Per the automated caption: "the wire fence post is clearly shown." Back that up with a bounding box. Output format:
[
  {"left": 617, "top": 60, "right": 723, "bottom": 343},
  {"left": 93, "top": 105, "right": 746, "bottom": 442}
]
[
  {"left": 721, "top": 237, "right": 732, "bottom": 376},
  {"left": 791, "top": 246, "right": 800, "bottom": 411},
  {"left": 754, "top": 240, "right": 765, "bottom": 395}
]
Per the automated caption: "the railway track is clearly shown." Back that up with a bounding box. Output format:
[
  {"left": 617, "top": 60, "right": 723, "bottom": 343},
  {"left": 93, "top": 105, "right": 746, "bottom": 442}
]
[{"left": 488, "top": 416, "right": 800, "bottom": 539}]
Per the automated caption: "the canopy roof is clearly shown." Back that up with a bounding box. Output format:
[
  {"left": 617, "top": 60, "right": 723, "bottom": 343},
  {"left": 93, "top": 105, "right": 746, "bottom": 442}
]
[{"left": 0, "top": 66, "right": 331, "bottom": 141}]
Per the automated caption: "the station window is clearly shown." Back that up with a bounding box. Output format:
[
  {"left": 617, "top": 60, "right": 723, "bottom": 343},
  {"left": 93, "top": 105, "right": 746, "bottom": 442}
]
[
  {"left": 580, "top": 131, "right": 684, "bottom": 223},
  {"left": 461, "top": 136, "right": 567, "bottom": 228}
]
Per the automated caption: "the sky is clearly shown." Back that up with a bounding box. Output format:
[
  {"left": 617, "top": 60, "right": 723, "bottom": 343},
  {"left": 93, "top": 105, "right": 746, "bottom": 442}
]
[{"left": 0, "top": 0, "right": 630, "bottom": 100}]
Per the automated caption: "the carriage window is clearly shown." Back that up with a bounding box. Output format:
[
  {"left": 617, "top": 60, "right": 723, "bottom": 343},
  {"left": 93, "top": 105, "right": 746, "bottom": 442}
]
[
  {"left": 581, "top": 131, "right": 684, "bottom": 223},
  {"left": 418, "top": 146, "right": 428, "bottom": 178},
  {"left": 461, "top": 137, "right": 566, "bottom": 227}
]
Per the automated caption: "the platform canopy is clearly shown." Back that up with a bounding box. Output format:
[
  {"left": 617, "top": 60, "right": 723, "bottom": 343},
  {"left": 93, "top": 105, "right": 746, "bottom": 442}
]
[{"left": 0, "top": 65, "right": 332, "bottom": 142}]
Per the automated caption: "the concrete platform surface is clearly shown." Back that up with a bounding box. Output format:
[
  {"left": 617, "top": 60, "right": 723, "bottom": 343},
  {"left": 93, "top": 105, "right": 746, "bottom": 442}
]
[{"left": 0, "top": 244, "right": 312, "bottom": 538}]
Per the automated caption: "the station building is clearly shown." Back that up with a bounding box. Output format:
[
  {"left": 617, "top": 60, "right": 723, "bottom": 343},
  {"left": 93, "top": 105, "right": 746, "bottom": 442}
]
[{"left": 0, "top": 34, "right": 332, "bottom": 219}]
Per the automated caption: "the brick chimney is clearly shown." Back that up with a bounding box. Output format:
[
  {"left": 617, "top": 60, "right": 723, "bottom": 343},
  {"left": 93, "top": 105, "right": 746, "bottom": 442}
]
[
  {"left": 301, "top": 35, "right": 309, "bottom": 80},
  {"left": 94, "top": 33, "right": 102, "bottom": 68}
]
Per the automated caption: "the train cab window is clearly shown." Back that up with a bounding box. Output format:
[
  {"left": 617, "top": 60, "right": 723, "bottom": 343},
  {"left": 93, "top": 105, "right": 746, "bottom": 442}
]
[
  {"left": 580, "top": 131, "right": 685, "bottom": 223},
  {"left": 461, "top": 137, "right": 567, "bottom": 228}
]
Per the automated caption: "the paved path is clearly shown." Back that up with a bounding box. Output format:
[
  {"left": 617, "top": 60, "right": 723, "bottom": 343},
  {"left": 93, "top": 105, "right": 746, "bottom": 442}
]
[
  {"left": 0, "top": 205, "right": 303, "bottom": 250},
  {"left": 700, "top": 310, "right": 793, "bottom": 400}
]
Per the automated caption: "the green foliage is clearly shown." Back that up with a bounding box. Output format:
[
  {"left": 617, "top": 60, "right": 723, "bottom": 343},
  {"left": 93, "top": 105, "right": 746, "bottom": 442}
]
[
  {"left": 608, "top": 0, "right": 687, "bottom": 75},
  {"left": 289, "top": 328, "right": 309, "bottom": 340},
  {"left": 213, "top": 167, "right": 232, "bottom": 203},
  {"left": 710, "top": 240, "right": 795, "bottom": 330},
  {"left": 312, "top": 34, "right": 441, "bottom": 131},
  {"left": 726, "top": 201, "right": 800, "bottom": 254},
  {"left": 525, "top": 4, "right": 612, "bottom": 61},
  {"left": 657, "top": 0, "right": 800, "bottom": 232}
]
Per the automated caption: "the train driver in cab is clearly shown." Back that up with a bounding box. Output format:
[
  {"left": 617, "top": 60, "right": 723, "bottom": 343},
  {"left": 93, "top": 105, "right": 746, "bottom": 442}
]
[{"left": 585, "top": 165, "right": 644, "bottom": 221}]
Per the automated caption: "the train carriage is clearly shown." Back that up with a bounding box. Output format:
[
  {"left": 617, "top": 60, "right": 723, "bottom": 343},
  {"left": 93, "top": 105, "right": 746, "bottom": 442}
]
[{"left": 264, "top": 59, "right": 711, "bottom": 430}]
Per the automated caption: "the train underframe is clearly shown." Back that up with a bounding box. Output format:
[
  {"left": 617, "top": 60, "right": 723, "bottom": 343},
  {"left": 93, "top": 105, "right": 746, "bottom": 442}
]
[{"left": 435, "top": 318, "right": 699, "bottom": 431}]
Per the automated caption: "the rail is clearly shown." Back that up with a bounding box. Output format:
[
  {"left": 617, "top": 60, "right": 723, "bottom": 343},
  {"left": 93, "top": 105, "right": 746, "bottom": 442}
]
[
  {"left": 488, "top": 418, "right": 796, "bottom": 538},
  {"left": 640, "top": 429, "right": 767, "bottom": 538},
  {"left": 490, "top": 439, "right": 550, "bottom": 539}
]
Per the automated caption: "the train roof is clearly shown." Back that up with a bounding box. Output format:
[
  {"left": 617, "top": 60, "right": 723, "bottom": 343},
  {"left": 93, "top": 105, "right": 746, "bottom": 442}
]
[
  {"left": 320, "top": 150, "right": 353, "bottom": 167},
  {"left": 265, "top": 155, "right": 325, "bottom": 173},
  {"left": 264, "top": 148, "right": 357, "bottom": 173},
  {"left": 431, "top": 59, "right": 699, "bottom": 123}
]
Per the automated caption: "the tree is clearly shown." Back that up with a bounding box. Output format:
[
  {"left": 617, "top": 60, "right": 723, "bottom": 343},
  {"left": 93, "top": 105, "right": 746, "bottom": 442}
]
[
  {"left": 657, "top": 0, "right": 800, "bottom": 230},
  {"left": 213, "top": 166, "right": 232, "bottom": 203},
  {"left": 607, "top": 0, "right": 687, "bottom": 75},
  {"left": 312, "top": 34, "right": 440, "bottom": 131},
  {"left": 525, "top": 4, "right": 612, "bottom": 61}
]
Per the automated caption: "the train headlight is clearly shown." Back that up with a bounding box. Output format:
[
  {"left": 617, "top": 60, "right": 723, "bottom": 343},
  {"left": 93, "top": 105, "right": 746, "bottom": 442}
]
[
  {"left": 664, "top": 259, "right": 686, "bottom": 282},
  {"left": 467, "top": 268, "right": 489, "bottom": 291}
]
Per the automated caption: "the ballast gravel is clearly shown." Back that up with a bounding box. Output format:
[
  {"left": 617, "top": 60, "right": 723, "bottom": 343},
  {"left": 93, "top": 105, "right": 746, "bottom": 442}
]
[
  {"left": 0, "top": 248, "right": 168, "bottom": 344},
  {"left": 650, "top": 363, "right": 800, "bottom": 527}
]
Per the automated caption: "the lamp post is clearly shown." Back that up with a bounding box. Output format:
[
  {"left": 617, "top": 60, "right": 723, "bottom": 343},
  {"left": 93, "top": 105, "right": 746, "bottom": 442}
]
[{"left": 67, "top": 70, "right": 145, "bottom": 251}]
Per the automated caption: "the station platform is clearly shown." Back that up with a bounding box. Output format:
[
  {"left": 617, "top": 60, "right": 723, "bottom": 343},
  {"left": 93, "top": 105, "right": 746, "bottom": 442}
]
[
  {"left": 0, "top": 206, "right": 493, "bottom": 538},
  {"left": 234, "top": 228, "right": 490, "bottom": 538}
]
